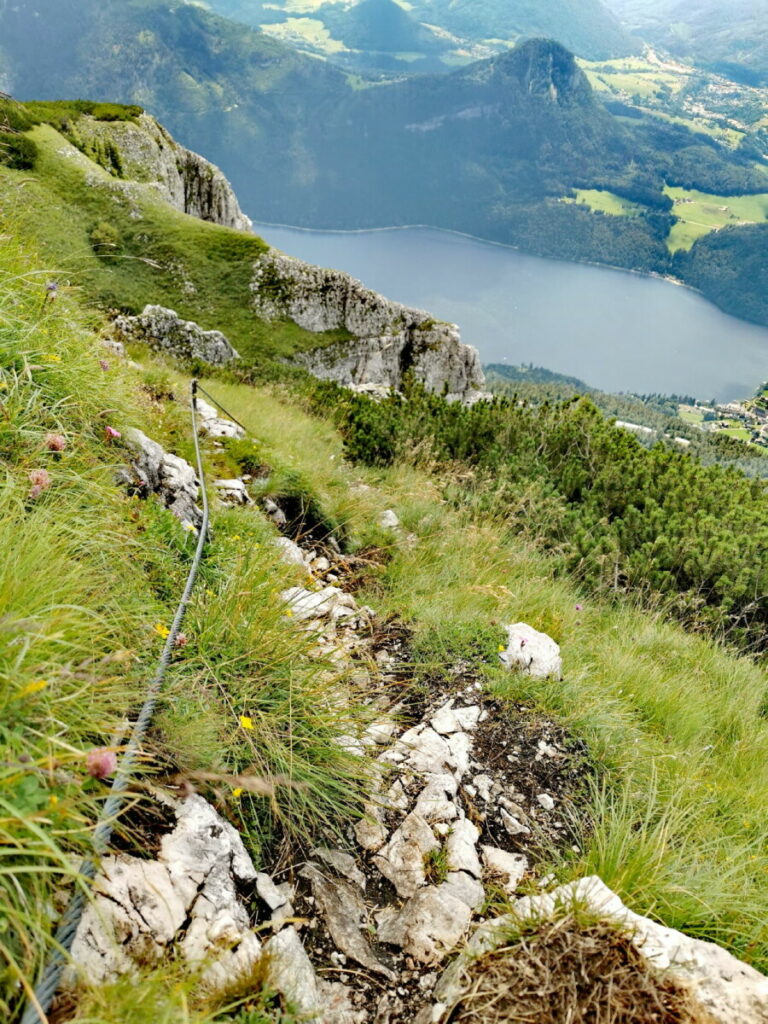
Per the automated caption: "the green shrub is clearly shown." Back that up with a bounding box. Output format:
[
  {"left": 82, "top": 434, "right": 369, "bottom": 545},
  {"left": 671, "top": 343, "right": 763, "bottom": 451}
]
[
  {"left": 0, "top": 133, "right": 38, "bottom": 170},
  {"left": 89, "top": 220, "right": 121, "bottom": 257}
]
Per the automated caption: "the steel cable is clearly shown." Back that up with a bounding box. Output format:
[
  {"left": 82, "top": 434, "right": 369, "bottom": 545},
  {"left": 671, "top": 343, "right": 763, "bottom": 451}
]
[{"left": 20, "top": 380, "right": 213, "bottom": 1024}]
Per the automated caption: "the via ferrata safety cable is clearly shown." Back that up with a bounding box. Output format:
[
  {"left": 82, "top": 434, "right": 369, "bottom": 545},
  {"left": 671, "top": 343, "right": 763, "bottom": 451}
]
[{"left": 21, "top": 379, "right": 213, "bottom": 1024}]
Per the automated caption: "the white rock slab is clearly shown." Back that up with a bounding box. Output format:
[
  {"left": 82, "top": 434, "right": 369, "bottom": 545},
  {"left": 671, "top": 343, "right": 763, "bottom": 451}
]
[
  {"left": 433, "top": 876, "right": 768, "bottom": 1024},
  {"left": 445, "top": 819, "right": 481, "bottom": 878},
  {"left": 501, "top": 622, "right": 562, "bottom": 680}
]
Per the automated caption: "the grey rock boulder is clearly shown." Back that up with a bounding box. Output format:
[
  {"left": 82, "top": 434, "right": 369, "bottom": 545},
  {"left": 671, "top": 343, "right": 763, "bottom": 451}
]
[
  {"left": 112, "top": 305, "right": 239, "bottom": 365},
  {"left": 120, "top": 428, "right": 201, "bottom": 527},
  {"left": 69, "top": 796, "right": 261, "bottom": 994}
]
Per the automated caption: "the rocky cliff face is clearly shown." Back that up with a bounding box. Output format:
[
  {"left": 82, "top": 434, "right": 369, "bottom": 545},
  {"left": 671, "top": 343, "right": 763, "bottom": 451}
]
[
  {"left": 73, "top": 113, "right": 252, "bottom": 231},
  {"left": 251, "top": 250, "right": 486, "bottom": 402}
]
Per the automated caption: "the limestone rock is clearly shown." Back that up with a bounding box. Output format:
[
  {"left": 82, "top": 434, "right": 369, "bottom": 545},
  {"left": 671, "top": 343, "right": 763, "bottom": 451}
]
[
  {"left": 445, "top": 819, "right": 481, "bottom": 878},
  {"left": 251, "top": 250, "right": 485, "bottom": 403},
  {"left": 501, "top": 622, "right": 563, "bottom": 680},
  {"left": 215, "top": 478, "right": 252, "bottom": 506},
  {"left": 281, "top": 586, "right": 357, "bottom": 621},
  {"left": 301, "top": 864, "right": 395, "bottom": 980},
  {"left": 440, "top": 871, "right": 485, "bottom": 911},
  {"left": 112, "top": 305, "right": 239, "bottom": 365},
  {"left": 69, "top": 796, "right": 261, "bottom": 994},
  {"left": 196, "top": 398, "right": 245, "bottom": 439},
  {"left": 481, "top": 846, "right": 528, "bottom": 894},
  {"left": 120, "top": 428, "right": 201, "bottom": 527},
  {"left": 263, "top": 927, "right": 321, "bottom": 1017},
  {"left": 373, "top": 811, "right": 439, "bottom": 898},
  {"left": 74, "top": 112, "right": 251, "bottom": 230},
  {"left": 312, "top": 848, "right": 367, "bottom": 890},
  {"left": 273, "top": 536, "right": 309, "bottom": 567},
  {"left": 377, "top": 886, "right": 472, "bottom": 964},
  {"left": 379, "top": 509, "right": 400, "bottom": 530},
  {"left": 433, "top": 876, "right": 768, "bottom": 1024}
]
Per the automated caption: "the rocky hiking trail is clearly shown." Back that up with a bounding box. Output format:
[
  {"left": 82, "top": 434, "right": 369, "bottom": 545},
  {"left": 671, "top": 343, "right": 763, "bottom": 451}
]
[{"left": 58, "top": 387, "right": 768, "bottom": 1024}]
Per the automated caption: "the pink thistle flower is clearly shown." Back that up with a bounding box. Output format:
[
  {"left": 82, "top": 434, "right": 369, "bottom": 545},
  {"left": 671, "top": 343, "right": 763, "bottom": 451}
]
[
  {"left": 28, "top": 468, "right": 51, "bottom": 499},
  {"left": 174, "top": 632, "right": 188, "bottom": 647},
  {"left": 86, "top": 747, "right": 118, "bottom": 779},
  {"left": 104, "top": 425, "right": 121, "bottom": 441},
  {"left": 45, "top": 433, "right": 67, "bottom": 452},
  {"left": 575, "top": 604, "right": 583, "bottom": 611},
  {"left": 99, "top": 359, "right": 110, "bottom": 372}
]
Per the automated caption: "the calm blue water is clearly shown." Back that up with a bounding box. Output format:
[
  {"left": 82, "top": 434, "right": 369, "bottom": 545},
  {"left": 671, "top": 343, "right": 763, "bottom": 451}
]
[{"left": 254, "top": 223, "right": 768, "bottom": 401}]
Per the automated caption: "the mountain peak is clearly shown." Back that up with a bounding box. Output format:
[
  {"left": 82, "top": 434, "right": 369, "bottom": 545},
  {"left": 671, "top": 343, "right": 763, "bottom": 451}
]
[{"left": 492, "top": 38, "right": 592, "bottom": 105}]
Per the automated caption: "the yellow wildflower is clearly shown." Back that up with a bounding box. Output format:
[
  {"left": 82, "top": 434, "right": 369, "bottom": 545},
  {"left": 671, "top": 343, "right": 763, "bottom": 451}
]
[
  {"left": 0, "top": 379, "right": 7, "bottom": 390},
  {"left": 44, "top": 353, "right": 61, "bottom": 363},
  {"left": 498, "top": 644, "right": 506, "bottom": 652},
  {"left": 239, "top": 715, "right": 254, "bottom": 731},
  {"left": 232, "top": 787, "right": 243, "bottom": 798},
  {"left": 183, "top": 522, "right": 196, "bottom": 532},
  {"left": 154, "top": 623, "right": 170, "bottom": 639},
  {"left": 16, "top": 679, "right": 48, "bottom": 699},
  {"left": 284, "top": 608, "right": 293, "bottom": 617},
  {"left": 233, "top": 534, "right": 241, "bottom": 541},
  {"left": 206, "top": 589, "right": 215, "bottom": 598},
  {"left": 49, "top": 794, "right": 59, "bottom": 808}
]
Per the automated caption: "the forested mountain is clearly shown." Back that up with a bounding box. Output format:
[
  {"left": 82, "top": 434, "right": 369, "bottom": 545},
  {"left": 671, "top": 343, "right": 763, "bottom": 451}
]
[
  {"left": 607, "top": 0, "right": 768, "bottom": 85},
  {"left": 206, "top": 0, "right": 639, "bottom": 70},
  {"left": 407, "top": 0, "right": 638, "bottom": 60},
  {"left": 1, "top": 0, "right": 767, "bottom": 325}
]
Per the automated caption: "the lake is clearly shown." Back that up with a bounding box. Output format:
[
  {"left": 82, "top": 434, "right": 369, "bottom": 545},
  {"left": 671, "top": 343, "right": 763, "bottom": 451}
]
[{"left": 255, "top": 223, "right": 768, "bottom": 402}]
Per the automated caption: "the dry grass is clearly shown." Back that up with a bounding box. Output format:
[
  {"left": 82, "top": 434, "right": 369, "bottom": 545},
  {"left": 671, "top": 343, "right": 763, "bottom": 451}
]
[{"left": 450, "top": 914, "right": 714, "bottom": 1024}]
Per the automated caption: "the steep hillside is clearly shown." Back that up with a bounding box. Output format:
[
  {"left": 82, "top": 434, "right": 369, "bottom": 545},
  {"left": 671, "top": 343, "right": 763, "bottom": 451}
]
[
  {"left": 3, "top": 196, "right": 768, "bottom": 1024},
  {"left": 0, "top": 96, "right": 484, "bottom": 398}
]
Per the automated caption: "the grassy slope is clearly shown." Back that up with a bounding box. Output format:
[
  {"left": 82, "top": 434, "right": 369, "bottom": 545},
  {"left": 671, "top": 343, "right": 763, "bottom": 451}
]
[
  {"left": 0, "top": 118, "right": 351, "bottom": 365},
  {"left": 0, "top": 232, "right": 373, "bottom": 1022},
  {"left": 3, "top": 226, "right": 768, "bottom": 1020},
  {"left": 666, "top": 185, "right": 768, "bottom": 251}
]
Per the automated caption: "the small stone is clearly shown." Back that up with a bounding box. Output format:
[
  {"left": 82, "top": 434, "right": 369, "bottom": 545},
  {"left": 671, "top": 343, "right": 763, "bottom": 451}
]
[
  {"left": 481, "top": 847, "right": 528, "bottom": 894},
  {"left": 256, "top": 872, "right": 288, "bottom": 911},
  {"left": 445, "top": 819, "right": 481, "bottom": 877},
  {"left": 311, "top": 848, "right": 367, "bottom": 891},
  {"left": 373, "top": 812, "right": 438, "bottom": 898},
  {"left": 272, "top": 536, "right": 307, "bottom": 566},
  {"left": 440, "top": 871, "right": 485, "bottom": 911},
  {"left": 376, "top": 886, "right": 472, "bottom": 964},
  {"left": 536, "top": 793, "right": 555, "bottom": 811},
  {"left": 500, "top": 809, "right": 530, "bottom": 836},
  {"left": 379, "top": 509, "right": 400, "bottom": 529}
]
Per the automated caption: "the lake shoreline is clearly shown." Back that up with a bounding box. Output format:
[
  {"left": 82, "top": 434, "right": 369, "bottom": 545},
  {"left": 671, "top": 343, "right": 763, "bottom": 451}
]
[
  {"left": 252, "top": 217, "right": 696, "bottom": 296},
  {"left": 252, "top": 221, "right": 768, "bottom": 402}
]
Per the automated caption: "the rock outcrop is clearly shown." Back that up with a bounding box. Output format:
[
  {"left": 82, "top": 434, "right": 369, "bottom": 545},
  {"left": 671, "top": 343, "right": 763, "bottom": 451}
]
[
  {"left": 111, "top": 306, "right": 239, "bottom": 365},
  {"left": 74, "top": 113, "right": 252, "bottom": 231},
  {"left": 68, "top": 796, "right": 262, "bottom": 993},
  {"left": 118, "top": 427, "right": 201, "bottom": 528},
  {"left": 251, "top": 250, "right": 486, "bottom": 402}
]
